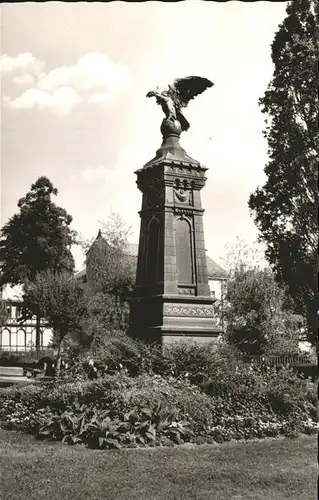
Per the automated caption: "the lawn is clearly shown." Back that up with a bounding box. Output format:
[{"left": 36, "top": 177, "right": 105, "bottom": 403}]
[{"left": 0, "top": 429, "right": 317, "bottom": 500}]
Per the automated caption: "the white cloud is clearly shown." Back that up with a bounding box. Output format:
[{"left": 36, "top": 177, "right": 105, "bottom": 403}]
[
  {"left": 0, "top": 52, "right": 45, "bottom": 76},
  {"left": 38, "top": 53, "right": 131, "bottom": 94},
  {"left": 12, "top": 73, "right": 35, "bottom": 85},
  {"left": 3, "top": 52, "right": 132, "bottom": 114},
  {"left": 75, "top": 147, "right": 146, "bottom": 186},
  {"left": 5, "top": 87, "right": 81, "bottom": 115}
]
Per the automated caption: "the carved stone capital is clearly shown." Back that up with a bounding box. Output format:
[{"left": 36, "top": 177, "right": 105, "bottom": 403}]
[{"left": 173, "top": 207, "right": 194, "bottom": 217}]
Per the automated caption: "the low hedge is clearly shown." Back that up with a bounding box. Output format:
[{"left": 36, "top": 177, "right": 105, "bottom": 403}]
[{"left": 66, "top": 333, "right": 317, "bottom": 384}]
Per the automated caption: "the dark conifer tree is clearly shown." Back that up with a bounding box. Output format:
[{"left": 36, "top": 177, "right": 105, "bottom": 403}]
[{"left": 249, "top": 0, "right": 318, "bottom": 345}]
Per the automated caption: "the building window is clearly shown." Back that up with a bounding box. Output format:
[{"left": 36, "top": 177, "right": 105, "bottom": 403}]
[
  {"left": 42, "top": 328, "right": 52, "bottom": 348},
  {"left": 17, "top": 329, "right": 26, "bottom": 350},
  {"left": 26, "top": 329, "right": 36, "bottom": 350},
  {"left": 11, "top": 330, "right": 17, "bottom": 349},
  {"left": 1, "top": 329, "right": 10, "bottom": 350}
]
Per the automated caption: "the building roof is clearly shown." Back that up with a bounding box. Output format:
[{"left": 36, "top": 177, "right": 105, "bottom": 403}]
[
  {"left": 206, "top": 256, "right": 228, "bottom": 279},
  {"left": 74, "top": 236, "right": 227, "bottom": 281},
  {"left": 85, "top": 229, "right": 110, "bottom": 257},
  {"left": 126, "top": 242, "right": 227, "bottom": 279}
]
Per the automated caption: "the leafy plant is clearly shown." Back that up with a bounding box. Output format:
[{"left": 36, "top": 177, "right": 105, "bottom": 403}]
[
  {"left": 22, "top": 270, "right": 88, "bottom": 374},
  {"left": 0, "top": 346, "right": 317, "bottom": 448},
  {"left": 221, "top": 240, "right": 303, "bottom": 355}
]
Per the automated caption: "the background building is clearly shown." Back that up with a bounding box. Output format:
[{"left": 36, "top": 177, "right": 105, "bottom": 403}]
[
  {"left": 74, "top": 238, "right": 228, "bottom": 301},
  {"left": 0, "top": 285, "right": 53, "bottom": 352},
  {"left": 0, "top": 235, "right": 228, "bottom": 351}
]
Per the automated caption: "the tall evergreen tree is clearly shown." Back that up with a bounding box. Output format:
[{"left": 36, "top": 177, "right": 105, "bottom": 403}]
[
  {"left": 0, "top": 176, "right": 76, "bottom": 348},
  {"left": 249, "top": 0, "right": 318, "bottom": 345}
]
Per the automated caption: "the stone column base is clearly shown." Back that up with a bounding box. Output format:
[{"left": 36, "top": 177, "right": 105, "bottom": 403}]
[{"left": 129, "top": 294, "right": 222, "bottom": 346}]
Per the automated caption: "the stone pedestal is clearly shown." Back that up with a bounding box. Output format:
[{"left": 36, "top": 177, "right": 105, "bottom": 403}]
[{"left": 130, "top": 119, "right": 220, "bottom": 345}]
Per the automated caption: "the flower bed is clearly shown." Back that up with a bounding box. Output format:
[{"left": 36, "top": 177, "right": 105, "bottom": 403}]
[{"left": 0, "top": 367, "right": 317, "bottom": 449}]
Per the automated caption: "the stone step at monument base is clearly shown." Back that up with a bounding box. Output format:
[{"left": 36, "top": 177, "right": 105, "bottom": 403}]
[{"left": 152, "top": 325, "right": 220, "bottom": 347}]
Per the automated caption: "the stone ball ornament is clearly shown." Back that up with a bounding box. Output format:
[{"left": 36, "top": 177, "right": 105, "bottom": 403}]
[{"left": 160, "top": 118, "right": 182, "bottom": 137}]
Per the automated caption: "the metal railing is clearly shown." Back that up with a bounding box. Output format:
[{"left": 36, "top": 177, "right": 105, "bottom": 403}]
[
  {"left": 0, "top": 348, "right": 55, "bottom": 361},
  {"left": 241, "top": 353, "right": 317, "bottom": 367}
]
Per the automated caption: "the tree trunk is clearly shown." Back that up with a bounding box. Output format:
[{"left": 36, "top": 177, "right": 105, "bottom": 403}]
[
  {"left": 35, "top": 314, "right": 41, "bottom": 351},
  {"left": 55, "top": 340, "right": 62, "bottom": 377}
]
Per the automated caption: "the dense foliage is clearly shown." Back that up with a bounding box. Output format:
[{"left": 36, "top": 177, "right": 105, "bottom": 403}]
[
  {"left": 82, "top": 292, "right": 130, "bottom": 348},
  {"left": 83, "top": 213, "right": 135, "bottom": 298},
  {"left": 225, "top": 266, "right": 303, "bottom": 355},
  {"left": 22, "top": 270, "right": 86, "bottom": 342},
  {"left": 0, "top": 177, "right": 77, "bottom": 348},
  {"left": 0, "top": 299, "right": 9, "bottom": 327},
  {"left": 22, "top": 270, "right": 87, "bottom": 373},
  {"left": 80, "top": 214, "right": 135, "bottom": 346},
  {"left": 249, "top": 0, "right": 318, "bottom": 345},
  {"left": 0, "top": 177, "right": 76, "bottom": 285},
  {"left": 0, "top": 341, "right": 316, "bottom": 448},
  {"left": 0, "top": 349, "right": 55, "bottom": 367},
  {"left": 220, "top": 239, "right": 303, "bottom": 355}
]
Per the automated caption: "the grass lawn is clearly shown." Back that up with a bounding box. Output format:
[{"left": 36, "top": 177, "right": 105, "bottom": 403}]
[{"left": 0, "top": 429, "right": 317, "bottom": 500}]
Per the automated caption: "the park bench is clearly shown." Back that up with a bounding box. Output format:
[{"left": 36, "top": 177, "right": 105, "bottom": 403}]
[
  {"left": 0, "top": 365, "right": 34, "bottom": 386},
  {"left": 23, "top": 366, "right": 45, "bottom": 378}
]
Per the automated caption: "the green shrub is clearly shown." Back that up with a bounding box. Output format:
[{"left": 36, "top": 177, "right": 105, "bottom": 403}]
[
  {"left": 201, "top": 356, "right": 316, "bottom": 417},
  {"left": 91, "top": 332, "right": 155, "bottom": 376},
  {"left": 65, "top": 334, "right": 239, "bottom": 383},
  {"left": 0, "top": 374, "right": 198, "bottom": 446},
  {"left": 0, "top": 369, "right": 317, "bottom": 448},
  {"left": 1, "top": 338, "right": 316, "bottom": 449},
  {"left": 161, "top": 341, "right": 219, "bottom": 384},
  {"left": 61, "top": 331, "right": 170, "bottom": 380}
]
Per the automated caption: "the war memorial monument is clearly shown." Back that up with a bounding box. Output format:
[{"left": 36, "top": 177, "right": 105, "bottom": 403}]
[{"left": 130, "top": 76, "right": 221, "bottom": 345}]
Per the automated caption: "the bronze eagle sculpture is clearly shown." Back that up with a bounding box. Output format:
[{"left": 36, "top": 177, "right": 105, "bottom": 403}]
[{"left": 146, "top": 76, "right": 214, "bottom": 131}]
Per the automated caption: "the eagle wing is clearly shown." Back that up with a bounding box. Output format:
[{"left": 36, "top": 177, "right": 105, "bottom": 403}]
[{"left": 172, "top": 76, "right": 214, "bottom": 108}]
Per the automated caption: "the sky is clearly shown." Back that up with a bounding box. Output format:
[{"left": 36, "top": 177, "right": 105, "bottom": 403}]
[{"left": 0, "top": 1, "right": 289, "bottom": 272}]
